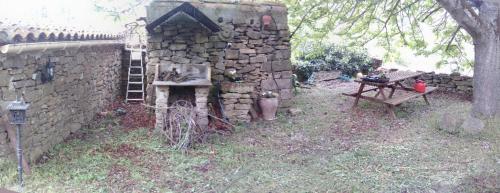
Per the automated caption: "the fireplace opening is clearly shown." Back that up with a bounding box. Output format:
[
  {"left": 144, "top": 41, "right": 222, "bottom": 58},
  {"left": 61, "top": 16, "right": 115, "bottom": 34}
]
[{"left": 168, "top": 86, "right": 196, "bottom": 107}]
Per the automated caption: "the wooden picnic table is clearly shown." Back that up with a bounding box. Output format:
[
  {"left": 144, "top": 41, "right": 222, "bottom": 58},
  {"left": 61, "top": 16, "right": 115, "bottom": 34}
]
[{"left": 343, "top": 71, "right": 437, "bottom": 118}]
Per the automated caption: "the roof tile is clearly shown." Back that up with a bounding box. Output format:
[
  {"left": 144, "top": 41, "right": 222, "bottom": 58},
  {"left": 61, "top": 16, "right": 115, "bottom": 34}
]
[{"left": 0, "top": 22, "right": 122, "bottom": 46}]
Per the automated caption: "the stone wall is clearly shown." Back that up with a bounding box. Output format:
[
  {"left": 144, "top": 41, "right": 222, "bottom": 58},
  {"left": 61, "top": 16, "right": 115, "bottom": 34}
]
[
  {"left": 220, "top": 82, "right": 255, "bottom": 122},
  {"left": 419, "top": 72, "right": 473, "bottom": 95},
  {"left": 0, "top": 45, "right": 123, "bottom": 161},
  {"left": 146, "top": 1, "right": 293, "bottom": 117}
]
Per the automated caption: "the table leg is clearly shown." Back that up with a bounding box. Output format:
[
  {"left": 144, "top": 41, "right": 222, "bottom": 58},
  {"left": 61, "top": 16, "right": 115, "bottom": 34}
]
[
  {"left": 389, "top": 85, "right": 396, "bottom": 98},
  {"left": 423, "top": 95, "right": 430, "bottom": 105},
  {"left": 378, "top": 86, "right": 387, "bottom": 100},
  {"left": 386, "top": 104, "right": 396, "bottom": 119},
  {"left": 352, "top": 83, "right": 365, "bottom": 108}
]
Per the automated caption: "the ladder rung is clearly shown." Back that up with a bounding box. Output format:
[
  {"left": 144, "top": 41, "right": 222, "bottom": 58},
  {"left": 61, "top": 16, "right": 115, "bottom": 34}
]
[
  {"left": 126, "top": 99, "right": 144, "bottom": 101},
  {"left": 127, "top": 52, "right": 144, "bottom": 103}
]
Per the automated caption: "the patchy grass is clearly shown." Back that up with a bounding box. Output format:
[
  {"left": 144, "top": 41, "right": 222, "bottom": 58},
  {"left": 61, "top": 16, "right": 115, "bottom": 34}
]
[{"left": 1, "top": 81, "right": 499, "bottom": 192}]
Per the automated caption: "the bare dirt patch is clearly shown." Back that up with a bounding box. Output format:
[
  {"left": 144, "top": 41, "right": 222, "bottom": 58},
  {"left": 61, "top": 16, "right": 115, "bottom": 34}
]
[{"left": 103, "top": 101, "right": 156, "bottom": 131}]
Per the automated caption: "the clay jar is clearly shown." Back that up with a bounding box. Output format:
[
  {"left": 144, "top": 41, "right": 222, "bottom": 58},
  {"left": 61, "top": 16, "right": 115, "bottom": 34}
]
[{"left": 259, "top": 97, "right": 279, "bottom": 120}]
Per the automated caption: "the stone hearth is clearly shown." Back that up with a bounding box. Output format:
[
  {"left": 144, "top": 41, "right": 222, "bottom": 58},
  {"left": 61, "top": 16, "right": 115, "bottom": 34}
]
[{"left": 154, "top": 86, "right": 209, "bottom": 130}]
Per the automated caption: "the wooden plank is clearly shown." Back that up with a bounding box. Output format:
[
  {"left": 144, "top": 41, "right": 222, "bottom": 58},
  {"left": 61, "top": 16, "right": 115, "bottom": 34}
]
[
  {"left": 343, "top": 93, "right": 387, "bottom": 103},
  {"left": 354, "top": 79, "right": 393, "bottom": 86},
  {"left": 385, "top": 71, "right": 424, "bottom": 82},
  {"left": 355, "top": 71, "right": 424, "bottom": 86},
  {"left": 357, "top": 94, "right": 386, "bottom": 104},
  {"left": 384, "top": 86, "right": 437, "bottom": 106},
  {"left": 342, "top": 86, "right": 378, "bottom": 96}
]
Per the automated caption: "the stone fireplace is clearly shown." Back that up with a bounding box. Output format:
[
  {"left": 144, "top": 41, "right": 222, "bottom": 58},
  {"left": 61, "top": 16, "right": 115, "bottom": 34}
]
[
  {"left": 149, "top": 2, "right": 218, "bottom": 130},
  {"left": 154, "top": 85, "right": 210, "bottom": 130},
  {"left": 146, "top": 0, "right": 293, "bottom": 129}
]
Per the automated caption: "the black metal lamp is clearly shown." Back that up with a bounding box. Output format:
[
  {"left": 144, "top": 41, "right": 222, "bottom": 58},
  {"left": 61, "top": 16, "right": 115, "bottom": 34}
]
[
  {"left": 41, "top": 59, "right": 55, "bottom": 83},
  {"left": 7, "top": 98, "right": 29, "bottom": 190},
  {"left": 7, "top": 100, "right": 29, "bottom": 124}
]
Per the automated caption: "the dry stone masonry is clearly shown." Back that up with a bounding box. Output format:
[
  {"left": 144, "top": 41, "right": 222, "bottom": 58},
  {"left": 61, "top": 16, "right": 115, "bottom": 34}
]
[
  {"left": 220, "top": 82, "right": 255, "bottom": 122},
  {"left": 146, "top": 0, "right": 293, "bottom": 127},
  {"left": 419, "top": 72, "right": 473, "bottom": 95},
  {"left": 0, "top": 44, "right": 123, "bottom": 161}
]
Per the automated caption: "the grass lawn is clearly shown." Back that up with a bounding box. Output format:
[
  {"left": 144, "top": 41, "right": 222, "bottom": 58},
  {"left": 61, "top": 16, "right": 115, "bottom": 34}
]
[{"left": 1, "top": 80, "right": 499, "bottom": 192}]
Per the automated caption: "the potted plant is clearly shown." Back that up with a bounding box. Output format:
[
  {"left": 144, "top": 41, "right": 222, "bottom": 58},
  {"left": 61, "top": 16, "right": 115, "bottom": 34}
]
[{"left": 259, "top": 91, "right": 279, "bottom": 121}]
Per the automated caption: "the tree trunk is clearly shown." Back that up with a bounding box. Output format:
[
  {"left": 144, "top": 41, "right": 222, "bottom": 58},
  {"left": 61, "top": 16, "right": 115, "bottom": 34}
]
[
  {"left": 432, "top": 0, "right": 500, "bottom": 130},
  {"left": 472, "top": 35, "right": 500, "bottom": 117},
  {"left": 471, "top": 2, "right": 500, "bottom": 118}
]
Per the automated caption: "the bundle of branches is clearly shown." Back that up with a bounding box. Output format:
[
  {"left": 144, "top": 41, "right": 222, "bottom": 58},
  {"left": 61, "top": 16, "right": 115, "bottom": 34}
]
[
  {"left": 161, "top": 100, "right": 204, "bottom": 151},
  {"left": 158, "top": 69, "right": 196, "bottom": 83}
]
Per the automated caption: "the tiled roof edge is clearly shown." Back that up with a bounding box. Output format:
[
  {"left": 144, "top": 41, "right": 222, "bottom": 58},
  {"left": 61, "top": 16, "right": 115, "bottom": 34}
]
[{"left": 0, "top": 23, "right": 123, "bottom": 46}]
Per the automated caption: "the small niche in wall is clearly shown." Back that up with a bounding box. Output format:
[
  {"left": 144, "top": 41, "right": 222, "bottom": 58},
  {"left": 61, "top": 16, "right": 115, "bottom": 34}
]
[{"left": 41, "top": 59, "right": 55, "bottom": 83}]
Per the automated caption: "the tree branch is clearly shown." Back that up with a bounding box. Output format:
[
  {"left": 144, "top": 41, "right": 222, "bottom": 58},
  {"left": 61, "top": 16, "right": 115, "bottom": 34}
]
[
  {"left": 446, "top": 26, "right": 461, "bottom": 52},
  {"left": 289, "top": 3, "right": 321, "bottom": 39},
  {"left": 437, "top": 0, "right": 481, "bottom": 37},
  {"left": 420, "top": 7, "right": 442, "bottom": 22}
]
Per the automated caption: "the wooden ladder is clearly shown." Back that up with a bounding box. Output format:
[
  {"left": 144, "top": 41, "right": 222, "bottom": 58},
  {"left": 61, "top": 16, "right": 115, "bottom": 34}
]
[{"left": 126, "top": 50, "right": 145, "bottom": 103}]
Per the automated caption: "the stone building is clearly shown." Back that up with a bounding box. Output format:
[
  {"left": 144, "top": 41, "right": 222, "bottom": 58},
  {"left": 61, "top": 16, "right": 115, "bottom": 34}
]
[{"left": 145, "top": 0, "right": 293, "bottom": 128}]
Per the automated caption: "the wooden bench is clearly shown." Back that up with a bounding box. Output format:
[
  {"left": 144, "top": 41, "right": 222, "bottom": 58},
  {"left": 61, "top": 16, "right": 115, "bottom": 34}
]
[
  {"left": 383, "top": 86, "right": 438, "bottom": 117},
  {"left": 383, "top": 86, "right": 437, "bottom": 106}
]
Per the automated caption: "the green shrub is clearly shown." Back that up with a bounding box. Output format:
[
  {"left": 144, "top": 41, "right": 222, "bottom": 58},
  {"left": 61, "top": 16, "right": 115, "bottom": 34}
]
[
  {"left": 294, "top": 60, "right": 326, "bottom": 81},
  {"left": 293, "top": 43, "right": 373, "bottom": 81}
]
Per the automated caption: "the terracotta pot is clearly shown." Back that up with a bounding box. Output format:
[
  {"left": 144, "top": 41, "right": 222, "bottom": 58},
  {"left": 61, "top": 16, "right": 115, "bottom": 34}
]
[{"left": 259, "top": 97, "right": 279, "bottom": 121}]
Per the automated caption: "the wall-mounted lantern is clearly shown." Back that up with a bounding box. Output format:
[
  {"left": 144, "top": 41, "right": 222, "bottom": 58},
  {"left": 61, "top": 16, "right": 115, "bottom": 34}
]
[
  {"left": 262, "top": 15, "right": 272, "bottom": 28},
  {"left": 41, "top": 59, "right": 55, "bottom": 83},
  {"left": 7, "top": 98, "right": 29, "bottom": 190}
]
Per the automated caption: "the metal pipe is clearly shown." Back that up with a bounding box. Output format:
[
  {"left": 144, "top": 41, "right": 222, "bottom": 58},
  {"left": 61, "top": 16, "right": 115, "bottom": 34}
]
[
  {"left": 0, "top": 40, "right": 123, "bottom": 55},
  {"left": 16, "top": 124, "right": 23, "bottom": 190}
]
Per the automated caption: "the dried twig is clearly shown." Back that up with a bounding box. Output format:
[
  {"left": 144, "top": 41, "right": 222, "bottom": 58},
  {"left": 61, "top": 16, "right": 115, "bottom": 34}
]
[
  {"left": 142, "top": 104, "right": 237, "bottom": 128},
  {"left": 142, "top": 101, "right": 236, "bottom": 152}
]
